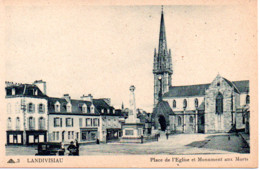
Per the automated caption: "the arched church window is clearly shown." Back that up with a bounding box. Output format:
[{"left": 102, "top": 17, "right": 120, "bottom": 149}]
[
  {"left": 178, "top": 116, "right": 182, "bottom": 126},
  {"left": 195, "top": 98, "right": 199, "bottom": 108},
  {"left": 173, "top": 100, "right": 176, "bottom": 108},
  {"left": 183, "top": 99, "right": 187, "bottom": 109},
  {"left": 246, "top": 95, "right": 250, "bottom": 105},
  {"left": 216, "top": 92, "right": 223, "bottom": 114},
  {"left": 189, "top": 116, "right": 193, "bottom": 123}
]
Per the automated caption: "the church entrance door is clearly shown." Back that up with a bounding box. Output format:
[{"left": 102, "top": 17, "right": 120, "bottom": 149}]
[
  {"left": 158, "top": 115, "right": 167, "bottom": 131},
  {"left": 186, "top": 116, "right": 194, "bottom": 133}
]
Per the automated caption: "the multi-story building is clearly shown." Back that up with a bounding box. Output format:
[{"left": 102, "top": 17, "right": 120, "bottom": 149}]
[
  {"left": 6, "top": 81, "right": 124, "bottom": 145},
  {"left": 48, "top": 94, "right": 124, "bottom": 144},
  {"left": 152, "top": 9, "right": 250, "bottom": 134},
  {"left": 5, "top": 80, "right": 48, "bottom": 145}
]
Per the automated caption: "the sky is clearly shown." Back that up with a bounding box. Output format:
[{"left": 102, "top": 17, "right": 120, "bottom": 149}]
[{"left": 5, "top": 4, "right": 257, "bottom": 112}]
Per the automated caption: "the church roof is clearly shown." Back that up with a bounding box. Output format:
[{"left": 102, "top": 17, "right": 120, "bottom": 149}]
[
  {"left": 163, "top": 80, "right": 249, "bottom": 98},
  {"left": 152, "top": 101, "right": 174, "bottom": 117},
  {"left": 163, "top": 83, "right": 210, "bottom": 98}
]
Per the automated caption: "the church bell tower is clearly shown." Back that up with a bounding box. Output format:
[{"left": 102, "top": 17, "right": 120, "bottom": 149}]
[{"left": 153, "top": 7, "right": 173, "bottom": 108}]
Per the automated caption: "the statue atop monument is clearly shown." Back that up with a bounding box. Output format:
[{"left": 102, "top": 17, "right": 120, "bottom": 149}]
[{"left": 126, "top": 85, "right": 140, "bottom": 123}]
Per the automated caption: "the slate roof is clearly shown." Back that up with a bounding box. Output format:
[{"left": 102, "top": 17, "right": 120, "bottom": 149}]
[
  {"left": 48, "top": 97, "right": 122, "bottom": 116},
  {"left": 152, "top": 101, "right": 174, "bottom": 117},
  {"left": 163, "top": 80, "right": 249, "bottom": 98},
  {"left": 5, "top": 84, "right": 47, "bottom": 98},
  {"left": 48, "top": 97, "right": 95, "bottom": 114}
]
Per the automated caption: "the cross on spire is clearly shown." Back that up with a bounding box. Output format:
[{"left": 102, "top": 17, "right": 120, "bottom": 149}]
[{"left": 161, "top": 5, "right": 164, "bottom": 13}]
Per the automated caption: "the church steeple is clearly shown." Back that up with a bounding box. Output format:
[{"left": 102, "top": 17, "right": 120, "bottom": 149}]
[
  {"left": 158, "top": 6, "right": 167, "bottom": 57},
  {"left": 153, "top": 6, "right": 173, "bottom": 108}
]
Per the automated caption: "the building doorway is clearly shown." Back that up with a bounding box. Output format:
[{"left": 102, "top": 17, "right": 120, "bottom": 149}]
[{"left": 158, "top": 115, "right": 167, "bottom": 131}]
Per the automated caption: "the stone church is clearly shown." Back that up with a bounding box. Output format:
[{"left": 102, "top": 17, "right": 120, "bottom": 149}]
[{"left": 152, "top": 9, "right": 250, "bottom": 134}]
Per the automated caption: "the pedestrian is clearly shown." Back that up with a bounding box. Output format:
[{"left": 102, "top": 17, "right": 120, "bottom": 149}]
[
  {"left": 96, "top": 138, "right": 100, "bottom": 144},
  {"left": 141, "top": 135, "right": 144, "bottom": 144},
  {"left": 67, "top": 141, "right": 77, "bottom": 156},
  {"left": 166, "top": 133, "right": 169, "bottom": 140},
  {"left": 74, "top": 139, "right": 79, "bottom": 156}
]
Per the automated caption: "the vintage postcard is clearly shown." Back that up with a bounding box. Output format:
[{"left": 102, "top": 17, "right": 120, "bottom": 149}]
[{"left": 1, "top": 0, "right": 258, "bottom": 168}]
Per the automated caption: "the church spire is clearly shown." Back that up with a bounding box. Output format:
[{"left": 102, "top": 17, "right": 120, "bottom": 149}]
[{"left": 158, "top": 6, "right": 167, "bottom": 56}]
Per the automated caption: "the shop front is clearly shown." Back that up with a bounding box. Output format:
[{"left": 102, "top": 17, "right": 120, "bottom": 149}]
[
  {"left": 80, "top": 128, "right": 98, "bottom": 142},
  {"left": 106, "top": 128, "right": 122, "bottom": 141},
  {"left": 6, "top": 131, "right": 23, "bottom": 145},
  {"left": 26, "top": 130, "right": 47, "bottom": 145}
]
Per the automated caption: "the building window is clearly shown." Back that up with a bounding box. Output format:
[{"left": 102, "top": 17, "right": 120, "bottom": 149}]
[
  {"left": 12, "top": 88, "right": 16, "bottom": 95},
  {"left": 246, "top": 95, "right": 250, "bottom": 105},
  {"left": 66, "top": 118, "right": 73, "bottom": 127},
  {"left": 66, "top": 103, "right": 72, "bottom": 112},
  {"left": 56, "top": 132, "right": 59, "bottom": 141},
  {"left": 71, "top": 131, "right": 74, "bottom": 139},
  {"left": 54, "top": 117, "right": 62, "bottom": 127},
  {"left": 28, "top": 103, "right": 35, "bottom": 113},
  {"left": 82, "top": 105, "right": 87, "bottom": 113},
  {"left": 195, "top": 98, "right": 199, "bottom": 108},
  {"left": 68, "top": 131, "right": 71, "bottom": 139},
  {"left": 216, "top": 92, "right": 223, "bottom": 114},
  {"left": 15, "top": 102, "right": 20, "bottom": 114},
  {"left": 183, "top": 99, "right": 187, "bottom": 109},
  {"left": 173, "top": 100, "right": 176, "bottom": 108},
  {"left": 39, "top": 117, "right": 45, "bottom": 130},
  {"left": 16, "top": 117, "right": 20, "bottom": 130},
  {"left": 86, "top": 118, "right": 92, "bottom": 127},
  {"left": 7, "top": 103, "right": 11, "bottom": 114},
  {"left": 242, "top": 115, "right": 245, "bottom": 124},
  {"left": 53, "top": 132, "right": 56, "bottom": 141},
  {"left": 189, "top": 116, "right": 193, "bottom": 123},
  {"left": 7, "top": 117, "right": 12, "bottom": 129},
  {"left": 93, "top": 118, "right": 99, "bottom": 127},
  {"left": 28, "top": 117, "right": 35, "bottom": 130},
  {"left": 178, "top": 116, "right": 182, "bottom": 126},
  {"left": 90, "top": 106, "right": 95, "bottom": 113},
  {"left": 79, "top": 118, "right": 82, "bottom": 127},
  {"left": 55, "top": 103, "right": 60, "bottom": 112},
  {"left": 38, "top": 104, "right": 45, "bottom": 113}
]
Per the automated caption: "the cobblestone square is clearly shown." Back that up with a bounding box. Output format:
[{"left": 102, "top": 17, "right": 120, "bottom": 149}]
[{"left": 6, "top": 133, "right": 249, "bottom": 156}]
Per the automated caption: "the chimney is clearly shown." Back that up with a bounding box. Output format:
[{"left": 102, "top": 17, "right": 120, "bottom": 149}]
[
  {"left": 33, "top": 80, "right": 47, "bottom": 95},
  {"left": 81, "top": 94, "right": 93, "bottom": 102},
  {"left": 63, "top": 94, "right": 71, "bottom": 103}
]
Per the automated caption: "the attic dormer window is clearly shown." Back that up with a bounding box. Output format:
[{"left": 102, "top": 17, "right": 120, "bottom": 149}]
[
  {"left": 35, "top": 89, "right": 38, "bottom": 95},
  {"left": 12, "top": 88, "right": 15, "bottom": 95},
  {"left": 82, "top": 105, "right": 87, "bottom": 113},
  {"left": 55, "top": 103, "right": 60, "bottom": 112},
  {"left": 107, "top": 109, "right": 110, "bottom": 114},
  {"left": 67, "top": 106, "right": 71, "bottom": 112},
  {"left": 101, "top": 109, "right": 104, "bottom": 113},
  {"left": 90, "top": 105, "right": 95, "bottom": 114}
]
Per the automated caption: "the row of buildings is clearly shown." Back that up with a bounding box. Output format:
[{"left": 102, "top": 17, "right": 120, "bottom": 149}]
[{"left": 5, "top": 80, "right": 126, "bottom": 145}]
